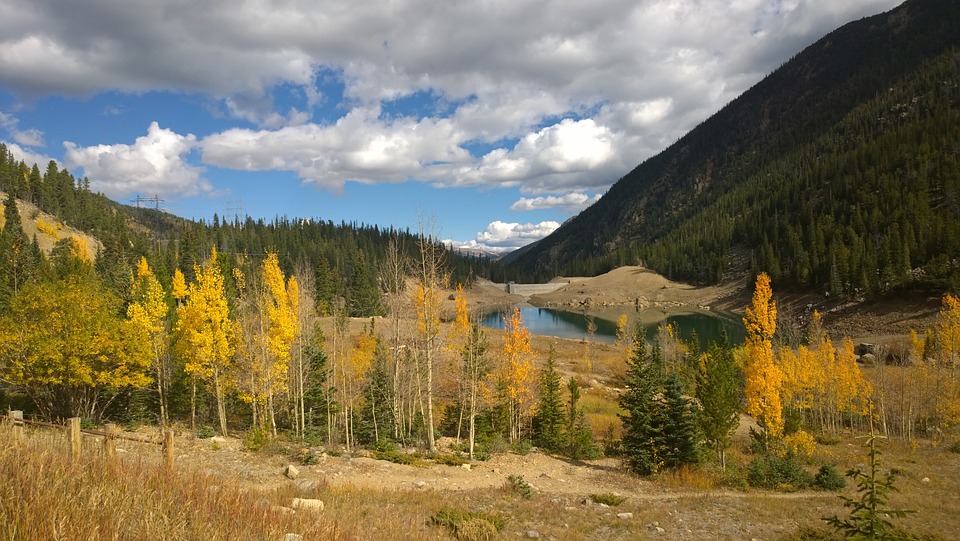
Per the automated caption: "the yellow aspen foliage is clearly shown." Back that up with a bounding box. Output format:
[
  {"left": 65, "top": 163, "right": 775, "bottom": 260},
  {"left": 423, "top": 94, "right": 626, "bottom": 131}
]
[
  {"left": 742, "top": 272, "right": 784, "bottom": 439},
  {"left": 937, "top": 294, "right": 960, "bottom": 367},
  {"left": 175, "top": 246, "right": 234, "bottom": 435},
  {"left": 264, "top": 253, "right": 297, "bottom": 386},
  {"left": 413, "top": 282, "right": 442, "bottom": 339},
  {"left": 171, "top": 268, "right": 187, "bottom": 302},
  {"left": 836, "top": 338, "right": 873, "bottom": 416},
  {"left": 36, "top": 218, "right": 58, "bottom": 238},
  {"left": 784, "top": 429, "right": 817, "bottom": 459},
  {"left": 779, "top": 345, "right": 823, "bottom": 410},
  {"left": 0, "top": 276, "right": 152, "bottom": 419},
  {"left": 500, "top": 307, "right": 536, "bottom": 441},
  {"left": 127, "top": 256, "right": 171, "bottom": 424},
  {"left": 69, "top": 235, "right": 91, "bottom": 263}
]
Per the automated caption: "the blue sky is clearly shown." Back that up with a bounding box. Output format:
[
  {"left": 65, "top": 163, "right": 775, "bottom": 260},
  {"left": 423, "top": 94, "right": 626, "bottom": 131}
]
[{"left": 0, "top": 0, "right": 901, "bottom": 253}]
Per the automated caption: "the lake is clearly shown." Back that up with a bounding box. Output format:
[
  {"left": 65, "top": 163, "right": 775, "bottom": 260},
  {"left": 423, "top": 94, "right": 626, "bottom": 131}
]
[{"left": 480, "top": 306, "right": 745, "bottom": 349}]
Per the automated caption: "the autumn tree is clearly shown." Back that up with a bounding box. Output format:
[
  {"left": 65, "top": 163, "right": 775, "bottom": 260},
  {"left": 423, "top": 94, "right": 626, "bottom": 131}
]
[
  {"left": 742, "top": 272, "right": 784, "bottom": 444},
  {"left": 412, "top": 220, "right": 445, "bottom": 451},
  {"left": 695, "top": 332, "right": 741, "bottom": 471},
  {"left": 462, "top": 321, "right": 491, "bottom": 459},
  {"left": 127, "top": 256, "right": 172, "bottom": 426},
  {"left": 176, "top": 247, "right": 235, "bottom": 436},
  {"left": 0, "top": 273, "right": 151, "bottom": 420},
  {"left": 499, "top": 307, "right": 536, "bottom": 442}
]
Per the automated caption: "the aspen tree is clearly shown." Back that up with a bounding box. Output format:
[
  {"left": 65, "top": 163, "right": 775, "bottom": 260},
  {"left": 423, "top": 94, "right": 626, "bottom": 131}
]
[
  {"left": 742, "top": 273, "right": 784, "bottom": 442},
  {"left": 176, "top": 246, "right": 234, "bottom": 436},
  {"left": 500, "top": 307, "right": 535, "bottom": 442},
  {"left": 412, "top": 220, "right": 444, "bottom": 451},
  {"left": 127, "top": 257, "right": 171, "bottom": 426}
]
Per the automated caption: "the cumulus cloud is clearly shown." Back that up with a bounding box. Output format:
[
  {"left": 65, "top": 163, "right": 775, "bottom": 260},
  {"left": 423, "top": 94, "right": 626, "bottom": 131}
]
[
  {"left": 64, "top": 121, "right": 211, "bottom": 198},
  {"left": 445, "top": 220, "right": 561, "bottom": 254},
  {"left": 0, "top": 0, "right": 902, "bottom": 198},
  {"left": 510, "top": 192, "right": 603, "bottom": 212},
  {"left": 0, "top": 112, "right": 45, "bottom": 147}
]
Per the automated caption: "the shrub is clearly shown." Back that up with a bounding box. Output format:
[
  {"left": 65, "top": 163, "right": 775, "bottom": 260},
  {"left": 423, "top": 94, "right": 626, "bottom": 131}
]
[
  {"left": 506, "top": 474, "right": 533, "bottom": 499},
  {"left": 433, "top": 453, "right": 468, "bottom": 466},
  {"left": 949, "top": 440, "right": 960, "bottom": 454},
  {"left": 589, "top": 493, "right": 626, "bottom": 506},
  {"left": 747, "top": 454, "right": 813, "bottom": 490},
  {"left": 431, "top": 508, "right": 506, "bottom": 541},
  {"left": 814, "top": 464, "right": 846, "bottom": 491},
  {"left": 243, "top": 428, "right": 268, "bottom": 451},
  {"left": 511, "top": 439, "right": 533, "bottom": 455},
  {"left": 374, "top": 449, "right": 424, "bottom": 466},
  {"left": 195, "top": 425, "right": 217, "bottom": 439}
]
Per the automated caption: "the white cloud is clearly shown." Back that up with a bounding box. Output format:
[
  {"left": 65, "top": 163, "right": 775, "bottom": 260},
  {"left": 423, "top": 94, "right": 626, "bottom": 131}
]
[
  {"left": 0, "top": 0, "right": 903, "bottom": 199},
  {"left": 201, "top": 106, "right": 472, "bottom": 189},
  {"left": 0, "top": 112, "right": 45, "bottom": 147},
  {"left": 510, "top": 192, "right": 603, "bottom": 212},
  {"left": 446, "top": 220, "right": 561, "bottom": 254},
  {"left": 64, "top": 121, "right": 211, "bottom": 199}
]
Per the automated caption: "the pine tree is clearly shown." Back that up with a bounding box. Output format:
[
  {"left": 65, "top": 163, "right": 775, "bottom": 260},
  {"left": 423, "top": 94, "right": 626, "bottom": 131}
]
[
  {"left": 0, "top": 192, "right": 40, "bottom": 311},
  {"left": 532, "top": 345, "right": 565, "bottom": 453},
  {"left": 657, "top": 372, "right": 699, "bottom": 469},
  {"left": 619, "top": 324, "right": 663, "bottom": 475}
]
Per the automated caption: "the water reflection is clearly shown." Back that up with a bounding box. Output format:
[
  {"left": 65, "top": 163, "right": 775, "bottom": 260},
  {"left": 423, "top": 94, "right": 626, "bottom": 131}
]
[{"left": 480, "top": 306, "right": 745, "bottom": 349}]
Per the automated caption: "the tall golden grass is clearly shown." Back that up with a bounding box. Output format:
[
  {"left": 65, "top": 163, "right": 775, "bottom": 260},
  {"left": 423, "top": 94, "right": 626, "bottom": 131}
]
[{"left": 0, "top": 430, "right": 341, "bottom": 540}]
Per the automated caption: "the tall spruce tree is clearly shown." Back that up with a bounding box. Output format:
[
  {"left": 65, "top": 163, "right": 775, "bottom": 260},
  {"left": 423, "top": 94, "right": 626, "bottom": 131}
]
[
  {"left": 532, "top": 344, "right": 565, "bottom": 453},
  {"left": 565, "top": 377, "right": 598, "bottom": 460},
  {"left": 657, "top": 372, "right": 699, "bottom": 469},
  {"left": 619, "top": 324, "right": 663, "bottom": 475}
]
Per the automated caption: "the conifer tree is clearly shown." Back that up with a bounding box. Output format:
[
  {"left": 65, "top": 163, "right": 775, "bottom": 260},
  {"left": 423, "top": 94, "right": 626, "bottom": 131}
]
[
  {"left": 566, "top": 377, "right": 598, "bottom": 460},
  {"left": 657, "top": 372, "right": 699, "bottom": 469},
  {"left": 532, "top": 345, "right": 565, "bottom": 453},
  {"left": 0, "top": 192, "right": 40, "bottom": 311},
  {"left": 619, "top": 324, "right": 662, "bottom": 475}
]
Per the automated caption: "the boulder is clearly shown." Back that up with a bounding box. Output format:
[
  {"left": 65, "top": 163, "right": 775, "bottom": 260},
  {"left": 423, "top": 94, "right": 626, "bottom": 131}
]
[
  {"left": 291, "top": 498, "right": 325, "bottom": 511},
  {"left": 285, "top": 464, "right": 300, "bottom": 480}
]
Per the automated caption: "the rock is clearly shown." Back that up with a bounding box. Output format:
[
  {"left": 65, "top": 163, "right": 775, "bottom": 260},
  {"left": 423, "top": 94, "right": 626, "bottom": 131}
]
[
  {"left": 526, "top": 530, "right": 540, "bottom": 538},
  {"left": 461, "top": 463, "right": 471, "bottom": 471},
  {"left": 291, "top": 498, "right": 324, "bottom": 511},
  {"left": 284, "top": 534, "right": 303, "bottom": 541},
  {"left": 414, "top": 479, "right": 427, "bottom": 488},
  {"left": 295, "top": 479, "right": 318, "bottom": 492},
  {"left": 656, "top": 527, "right": 665, "bottom": 533},
  {"left": 272, "top": 505, "right": 296, "bottom": 515},
  {"left": 617, "top": 512, "right": 634, "bottom": 520},
  {"left": 285, "top": 464, "right": 300, "bottom": 480},
  {"left": 921, "top": 477, "right": 930, "bottom": 483},
  {"left": 860, "top": 353, "right": 876, "bottom": 365}
]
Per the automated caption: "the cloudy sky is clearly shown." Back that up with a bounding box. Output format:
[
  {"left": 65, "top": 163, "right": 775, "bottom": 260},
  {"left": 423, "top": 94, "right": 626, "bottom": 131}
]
[{"left": 0, "top": 0, "right": 901, "bottom": 253}]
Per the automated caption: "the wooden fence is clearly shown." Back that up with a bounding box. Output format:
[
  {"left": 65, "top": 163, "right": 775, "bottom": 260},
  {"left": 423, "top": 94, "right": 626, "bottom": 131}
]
[{"left": 5, "top": 410, "right": 175, "bottom": 469}]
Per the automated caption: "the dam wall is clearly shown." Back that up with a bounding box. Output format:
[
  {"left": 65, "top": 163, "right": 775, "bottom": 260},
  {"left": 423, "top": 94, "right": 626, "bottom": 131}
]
[{"left": 490, "top": 282, "right": 568, "bottom": 295}]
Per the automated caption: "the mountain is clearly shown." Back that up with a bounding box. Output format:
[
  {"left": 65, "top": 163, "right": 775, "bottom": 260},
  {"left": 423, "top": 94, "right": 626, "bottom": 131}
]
[{"left": 507, "top": 0, "right": 960, "bottom": 297}]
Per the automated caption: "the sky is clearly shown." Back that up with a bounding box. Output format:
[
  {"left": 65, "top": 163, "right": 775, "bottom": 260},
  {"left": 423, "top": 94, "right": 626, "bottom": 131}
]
[{"left": 0, "top": 0, "right": 902, "bottom": 254}]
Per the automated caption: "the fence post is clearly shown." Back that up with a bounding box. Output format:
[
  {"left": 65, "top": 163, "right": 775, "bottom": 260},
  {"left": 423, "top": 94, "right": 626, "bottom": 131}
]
[
  {"left": 9, "top": 411, "right": 24, "bottom": 444},
  {"left": 69, "top": 417, "right": 81, "bottom": 463},
  {"left": 163, "top": 430, "right": 174, "bottom": 470},
  {"left": 103, "top": 423, "right": 118, "bottom": 462}
]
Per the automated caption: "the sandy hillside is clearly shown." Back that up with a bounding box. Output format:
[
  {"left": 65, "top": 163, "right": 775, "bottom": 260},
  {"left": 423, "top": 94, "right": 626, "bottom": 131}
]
[{"left": 0, "top": 190, "right": 102, "bottom": 261}]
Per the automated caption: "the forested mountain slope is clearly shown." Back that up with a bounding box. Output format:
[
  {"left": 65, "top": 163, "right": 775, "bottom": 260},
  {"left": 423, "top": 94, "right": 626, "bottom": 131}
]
[
  {"left": 508, "top": 0, "right": 960, "bottom": 297},
  {"left": 0, "top": 144, "right": 493, "bottom": 316}
]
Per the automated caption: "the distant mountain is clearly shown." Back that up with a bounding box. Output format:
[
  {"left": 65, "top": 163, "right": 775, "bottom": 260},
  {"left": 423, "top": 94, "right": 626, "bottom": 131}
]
[{"left": 508, "top": 0, "right": 960, "bottom": 297}]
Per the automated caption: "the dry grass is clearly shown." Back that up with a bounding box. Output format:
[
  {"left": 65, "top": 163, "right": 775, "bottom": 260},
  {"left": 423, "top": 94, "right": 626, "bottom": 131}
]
[{"left": 0, "top": 432, "right": 338, "bottom": 540}]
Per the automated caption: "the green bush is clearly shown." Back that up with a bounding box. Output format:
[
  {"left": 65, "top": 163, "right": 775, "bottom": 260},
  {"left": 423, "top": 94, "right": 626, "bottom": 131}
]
[
  {"left": 432, "top": 453, "right": 468, "bottom": 466},
  {"left": 589, "top": 493, "right": 626, "bottom": 506},
  {"left": 243, "top": 428, "right": 268, "bottom": 451},
  {"left": 814, "top": 464, "right": 847, "bottom": 491},
  {"left": 949, "top": 440, "right": 960, "bottom": 454},
  {"left": 374, "top": 449, "right": 424, "bottom": 466},
  {"left": 747, "top": 454, "right": 813, "bottom": 490},
  {"left": 511, "top": 439, "right": 533, "bottom": 455},
  {"left": 506, "top": 474, "right": 533, "bottom": 499},
  {"left": 195, "top": 425, "right": 217, "bottom": 439}
]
